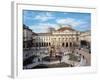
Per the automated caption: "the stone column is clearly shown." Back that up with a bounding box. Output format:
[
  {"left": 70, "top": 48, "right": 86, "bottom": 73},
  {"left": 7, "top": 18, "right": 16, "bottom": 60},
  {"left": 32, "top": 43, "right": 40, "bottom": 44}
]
[{"left": 68, "top": 41, "right": 70, "bottom": 47}]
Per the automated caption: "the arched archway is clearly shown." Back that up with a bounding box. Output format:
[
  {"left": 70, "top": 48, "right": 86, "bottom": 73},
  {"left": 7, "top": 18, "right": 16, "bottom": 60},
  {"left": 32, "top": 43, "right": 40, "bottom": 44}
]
[
  {"left": 80, "top": 40, "right": 90, "bottom": 48},
  {"left": 62, "top": 42, "right": 64, "bottom": 47},
  {"left": 80, "top": 40, "right": 88, "bottom": 48},
  {"left": 66, "top": 42, "right": 68, "bottom": 47},
  {"left": 70, "top": 42, "right": 72, "bottom": 47},
  {"left": 49, "top": 42, "right": 51, "bottom": 46}
]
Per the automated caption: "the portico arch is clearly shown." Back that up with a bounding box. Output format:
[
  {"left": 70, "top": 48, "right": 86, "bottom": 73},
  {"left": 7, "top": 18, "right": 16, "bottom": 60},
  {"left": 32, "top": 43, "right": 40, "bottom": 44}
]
[
  {"left": 66, "top": 42, "right": 68, "bottom": 47},
  {"left": 62, "top": 42, "right": 64, "bottom": 47}
]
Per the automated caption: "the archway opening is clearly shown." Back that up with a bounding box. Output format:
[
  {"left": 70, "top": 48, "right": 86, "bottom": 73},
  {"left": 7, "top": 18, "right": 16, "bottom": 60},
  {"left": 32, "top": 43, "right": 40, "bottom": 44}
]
[{"left": 66, "top": 42, "right": 68, "bottom": 47}]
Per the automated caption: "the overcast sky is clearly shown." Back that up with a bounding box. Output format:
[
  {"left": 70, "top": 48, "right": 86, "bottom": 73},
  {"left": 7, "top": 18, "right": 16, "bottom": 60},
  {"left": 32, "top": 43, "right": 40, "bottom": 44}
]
[{"left": 23, "top": 10, "right": 91, "bottom": 33}]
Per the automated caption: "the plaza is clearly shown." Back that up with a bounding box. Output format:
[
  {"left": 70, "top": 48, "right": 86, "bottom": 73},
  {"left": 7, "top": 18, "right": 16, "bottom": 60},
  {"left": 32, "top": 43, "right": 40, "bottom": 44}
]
[{"left": 23, "top": 47, "right": 90, "bottom": 69}]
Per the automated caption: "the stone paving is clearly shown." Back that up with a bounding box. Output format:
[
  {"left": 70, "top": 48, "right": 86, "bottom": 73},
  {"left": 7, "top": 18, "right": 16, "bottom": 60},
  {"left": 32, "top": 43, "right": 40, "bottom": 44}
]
[
  {"left": 75, "top": 49, "right": 91, "bottom": 66},
  {"left": 23, "top": 47, "right": 90, "bottom": 69}
]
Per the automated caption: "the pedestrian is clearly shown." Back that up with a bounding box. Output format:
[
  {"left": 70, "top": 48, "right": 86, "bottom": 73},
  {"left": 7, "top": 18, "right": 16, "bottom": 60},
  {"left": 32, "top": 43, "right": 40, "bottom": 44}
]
[{"left": 59, "top": 55, "right": 62, "bottom": 63}]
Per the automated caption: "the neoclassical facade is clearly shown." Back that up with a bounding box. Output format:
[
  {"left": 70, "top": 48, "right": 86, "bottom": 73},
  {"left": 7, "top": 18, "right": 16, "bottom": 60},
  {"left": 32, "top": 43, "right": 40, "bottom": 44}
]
[
  {"left": 32, "top": 27, "right": 81, "bottom": 48},
  {"left": 23, "top": 25, "right": 91, "bottom": 49}
]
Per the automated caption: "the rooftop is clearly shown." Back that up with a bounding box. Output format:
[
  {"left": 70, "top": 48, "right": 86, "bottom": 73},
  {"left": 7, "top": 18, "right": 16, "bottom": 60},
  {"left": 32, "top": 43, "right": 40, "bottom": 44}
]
[
  {"left": 37, "top": 33, "right": 52, "bottom": 36},
  {"left": 57, "top": 27, "right": 75, "bottom": 32}
]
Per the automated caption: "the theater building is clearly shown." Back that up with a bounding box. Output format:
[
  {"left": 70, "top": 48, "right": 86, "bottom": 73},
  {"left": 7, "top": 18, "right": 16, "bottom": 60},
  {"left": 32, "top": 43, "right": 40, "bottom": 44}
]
[
  {"left": 23, "top": 25, "right": 91, "bottom": 49},
  {"left": 32, "top": 26, "right": 81, "bottom": 48}
]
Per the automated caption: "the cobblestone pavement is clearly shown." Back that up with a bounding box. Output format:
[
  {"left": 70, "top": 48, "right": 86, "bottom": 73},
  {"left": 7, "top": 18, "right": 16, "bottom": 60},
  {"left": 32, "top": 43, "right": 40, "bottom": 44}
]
[
  {"left": 75, "top": 49, "right": 91, "bottom": 66},
  {"left": 23, "top": 47, "right": 91, "bottom": 69}
]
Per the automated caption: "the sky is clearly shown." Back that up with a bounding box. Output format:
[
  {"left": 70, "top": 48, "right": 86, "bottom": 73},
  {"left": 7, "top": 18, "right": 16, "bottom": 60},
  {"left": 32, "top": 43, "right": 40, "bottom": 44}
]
[{"left": 23, "top": 10, "right": 91, "bottom": 33}]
